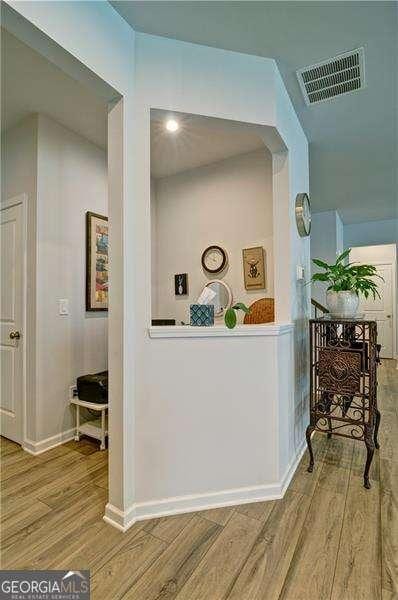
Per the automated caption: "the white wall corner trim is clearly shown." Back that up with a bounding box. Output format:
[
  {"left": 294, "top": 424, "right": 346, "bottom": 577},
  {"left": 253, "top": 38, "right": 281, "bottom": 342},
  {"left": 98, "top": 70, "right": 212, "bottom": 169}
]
[
  {"left": 103, "top": 436, "right": 307, "bottom": 532},
  {"left": 22, "top": 428, "right": 75, "bottom": 456}
]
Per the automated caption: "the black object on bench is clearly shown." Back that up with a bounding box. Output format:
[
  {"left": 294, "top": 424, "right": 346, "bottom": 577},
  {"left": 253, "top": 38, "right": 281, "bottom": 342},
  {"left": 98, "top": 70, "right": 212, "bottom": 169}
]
[{"left": 76, "top": 371, "right": 108, "bottom": 404}]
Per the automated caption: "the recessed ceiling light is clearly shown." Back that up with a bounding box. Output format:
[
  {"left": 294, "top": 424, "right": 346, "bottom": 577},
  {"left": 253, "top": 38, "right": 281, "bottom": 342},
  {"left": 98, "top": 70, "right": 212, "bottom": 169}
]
[{"left": 165, "top": 119, "right": 179, "bottom": 132}]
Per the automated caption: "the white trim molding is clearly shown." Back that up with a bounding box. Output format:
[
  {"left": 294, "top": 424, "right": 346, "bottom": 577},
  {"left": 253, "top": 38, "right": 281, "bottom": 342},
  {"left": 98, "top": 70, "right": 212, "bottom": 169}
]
[
  {"left": 22, "top": 428, "right": 75, "bottom": 455},
  {"left": 149, "top": 323, "right": 294, "bottom": 339},
  {"left": 103, "top": 437, "right": 307, "bottom": 532}
]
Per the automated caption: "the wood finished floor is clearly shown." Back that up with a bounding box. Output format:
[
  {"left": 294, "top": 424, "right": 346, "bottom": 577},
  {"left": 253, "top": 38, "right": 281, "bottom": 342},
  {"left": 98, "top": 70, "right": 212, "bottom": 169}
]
[{"left": 1, "top": 359, "right": 397, "bottom": 599}]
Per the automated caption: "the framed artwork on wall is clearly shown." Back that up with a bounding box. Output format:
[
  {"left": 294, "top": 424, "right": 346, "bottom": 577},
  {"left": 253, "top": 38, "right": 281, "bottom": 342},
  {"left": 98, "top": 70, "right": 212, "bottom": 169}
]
[
  {"left": 86, "top": 211, "right": 108, "bottom": 311},
  {"left": 242, "top": 246, "right": 266, "bottom": 290},
  {"left": 175, "top": 273, "right": 188, "bottom": 296}
]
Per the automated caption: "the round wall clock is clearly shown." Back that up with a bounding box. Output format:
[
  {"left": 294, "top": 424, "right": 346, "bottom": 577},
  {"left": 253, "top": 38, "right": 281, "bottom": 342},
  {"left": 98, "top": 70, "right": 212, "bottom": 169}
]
[
  {"left": 201, "top": 245, "right": 228, "bottom": 274},
  {"left": 295, "top": 193, "right": 311, "bottom": 237}
]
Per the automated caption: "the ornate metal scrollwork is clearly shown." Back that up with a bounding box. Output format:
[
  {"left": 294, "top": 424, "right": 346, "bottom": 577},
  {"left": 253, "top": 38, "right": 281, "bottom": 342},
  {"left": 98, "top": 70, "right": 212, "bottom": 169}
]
[
  {"left": 318, "top": 348, "right": 361, "bottom": 395},
  {"left": 308, "top": 318, "right": 379, "bottom": 489}
]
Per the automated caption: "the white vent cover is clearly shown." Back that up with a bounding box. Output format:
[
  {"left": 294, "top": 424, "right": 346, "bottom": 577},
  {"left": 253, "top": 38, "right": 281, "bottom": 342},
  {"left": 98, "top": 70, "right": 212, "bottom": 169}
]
[{"left": 297, "top": 48, "right": 365, "bottom": 105}]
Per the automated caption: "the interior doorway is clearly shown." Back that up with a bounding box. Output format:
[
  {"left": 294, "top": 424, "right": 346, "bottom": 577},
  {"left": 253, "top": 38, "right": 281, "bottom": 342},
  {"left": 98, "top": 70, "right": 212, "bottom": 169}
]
[
  {"left": 0, "top": 16, "right": 128, "bottom": 483},
  {"left": 351, "top": 244, "right": 397, "bottom": 359},
  {"left": 1, "top": 27, "right": 113, "bottom": 450},
  {"left": 0, "top": 197, "right": 25, "bottom": 443},
  {"left": 1, "top": 0, "right": 131, "bottom": 531}
]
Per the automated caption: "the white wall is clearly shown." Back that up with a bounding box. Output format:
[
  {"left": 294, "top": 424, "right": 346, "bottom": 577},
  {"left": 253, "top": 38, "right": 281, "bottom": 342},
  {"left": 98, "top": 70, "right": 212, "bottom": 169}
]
[
  {"left": 4, "top": 5, "right": 309, "bottom": 529},
  {"left": 311, "top": 210, "right": 344, "bottom": 306},
  {"left": 1, "top": 115, "right": 37, "bottom": 201},
  {"left": 152, "top": 149, "right": 273, "bottom": 324},
  {"left": 350, "top": 243, "right": 397, "bottom": 264},
  {"left": 128, "top": 33, "right": 309, "bottom": 524},
  {"left": 344, "top": 218, "right": 398, "bottom": 247},
  {"left": 150, "top": 177, "right": 158, "bottom": 318},
  {"left": 36, "top": 115, "right": 108, "bottom": 440}
]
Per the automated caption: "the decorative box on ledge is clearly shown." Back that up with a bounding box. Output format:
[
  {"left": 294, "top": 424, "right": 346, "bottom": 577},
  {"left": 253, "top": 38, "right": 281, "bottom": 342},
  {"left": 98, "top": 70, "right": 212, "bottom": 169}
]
[{"left": 190, "top": 304, "right": 214, "bottom": 326}]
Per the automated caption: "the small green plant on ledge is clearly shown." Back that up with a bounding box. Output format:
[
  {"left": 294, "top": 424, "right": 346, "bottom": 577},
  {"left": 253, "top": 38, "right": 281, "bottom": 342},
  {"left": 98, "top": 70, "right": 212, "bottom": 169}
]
[{"left": 224, "top": 303, "right": 250, "bottom": 329}]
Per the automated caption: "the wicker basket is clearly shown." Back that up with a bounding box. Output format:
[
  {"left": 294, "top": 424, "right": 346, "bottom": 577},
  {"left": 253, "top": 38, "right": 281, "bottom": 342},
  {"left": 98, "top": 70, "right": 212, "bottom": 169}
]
[{"left": 243, "top": 298, "right": 275, "bottom": 324}]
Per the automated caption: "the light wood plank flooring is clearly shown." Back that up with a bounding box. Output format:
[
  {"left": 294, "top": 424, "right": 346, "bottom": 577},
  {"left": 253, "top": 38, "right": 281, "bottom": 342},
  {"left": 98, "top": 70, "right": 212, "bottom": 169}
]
[{"left": 1, "top": 360, "right": 397, "bottom": 599}]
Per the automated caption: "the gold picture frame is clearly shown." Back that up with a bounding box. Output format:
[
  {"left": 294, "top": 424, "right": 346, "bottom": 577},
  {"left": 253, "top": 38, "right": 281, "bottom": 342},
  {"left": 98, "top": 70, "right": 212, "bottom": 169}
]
[
  {"left": 242, "top": 246, "right": 266, "bottom": 290},
  {"left": 86, "top": 211, "right": 108, "bottom": 311}
]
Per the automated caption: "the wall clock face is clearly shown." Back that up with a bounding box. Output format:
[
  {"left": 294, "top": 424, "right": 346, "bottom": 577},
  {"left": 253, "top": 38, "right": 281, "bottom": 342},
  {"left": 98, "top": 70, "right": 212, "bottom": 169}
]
[
  {"left": 295, "top": 193, "right": 311, "bottom": 237},
  {"left": 201, "top": 245, "right": 228, "bottom": 274}
]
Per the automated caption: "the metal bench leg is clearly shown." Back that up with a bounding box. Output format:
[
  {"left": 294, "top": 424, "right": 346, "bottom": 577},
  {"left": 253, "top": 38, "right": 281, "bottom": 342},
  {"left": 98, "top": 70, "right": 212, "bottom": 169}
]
[
  {"left": 100, "top": 409, "right": 106, "bottom": 450},
  {"left": 74, "top": 404, "right": 80, "bottom": 441},
  {"left": 364, "top": 425, "right": 375, "bottom": 489}
]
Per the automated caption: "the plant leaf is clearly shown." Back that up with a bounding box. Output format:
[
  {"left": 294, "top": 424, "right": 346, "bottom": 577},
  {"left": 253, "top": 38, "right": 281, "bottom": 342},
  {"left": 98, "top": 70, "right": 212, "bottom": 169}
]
[
  {"left": 311, "top": 273, "right": 329, "bottom": 282},
  {"left": 312, "top": 258, "right": 329, "bottom": 270},
  {"left": 335, "top": 248, "right": 351, "bottom": 264},
  {"left": 224, "top": 307, "right": 237, "bottom": 329},
  {"left": 232, "top": 302, "right": 250, "bottom": 314}
]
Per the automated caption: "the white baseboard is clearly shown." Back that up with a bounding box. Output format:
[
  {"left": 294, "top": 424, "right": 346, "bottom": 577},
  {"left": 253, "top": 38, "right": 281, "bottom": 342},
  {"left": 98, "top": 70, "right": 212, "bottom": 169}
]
[
  {"left": 280, "top": 438, "right": 307, "bottom": 495},
  {"left": 22, "top": 428, "right": 75, "bottom": 455},
  {"left": 103, "top": 439, "right": 308, "bottom": 533},
  {"left": 104, "top": 502, "right": 137, "bottom": 532}
]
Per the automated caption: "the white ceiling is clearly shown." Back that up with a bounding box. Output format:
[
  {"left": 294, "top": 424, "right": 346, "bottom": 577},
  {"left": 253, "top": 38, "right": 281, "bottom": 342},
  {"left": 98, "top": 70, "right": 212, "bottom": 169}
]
[
  {"left": 151, "top": 110, "right": 265, "bottom": 178},
  {"left": 111, "top": 1, "right": 397, "bottom": 224},
  {"left": 1, "top": 30, "right": 108, "bottom": 148}
]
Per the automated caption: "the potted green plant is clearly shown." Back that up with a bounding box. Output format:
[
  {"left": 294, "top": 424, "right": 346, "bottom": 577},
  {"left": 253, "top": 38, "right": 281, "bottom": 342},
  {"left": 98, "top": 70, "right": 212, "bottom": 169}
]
[
  {"left": 224, "top": 303, "right": 250, "bottom": 329},
  {"left": 311, "top": 248, "right": 382, "bottom": 318}
]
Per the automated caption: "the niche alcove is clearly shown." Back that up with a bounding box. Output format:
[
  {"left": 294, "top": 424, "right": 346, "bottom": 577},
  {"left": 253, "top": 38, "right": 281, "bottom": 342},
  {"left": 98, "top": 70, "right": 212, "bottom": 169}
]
[{"left": 150, "top": 109, "right": 275, "bottom": 326}]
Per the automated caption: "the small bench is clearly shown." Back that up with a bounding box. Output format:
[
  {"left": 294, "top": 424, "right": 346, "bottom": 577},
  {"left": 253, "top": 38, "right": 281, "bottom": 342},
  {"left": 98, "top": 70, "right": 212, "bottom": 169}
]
[{"left": 71, "top": 397, "right": 108, "bottom": 450}]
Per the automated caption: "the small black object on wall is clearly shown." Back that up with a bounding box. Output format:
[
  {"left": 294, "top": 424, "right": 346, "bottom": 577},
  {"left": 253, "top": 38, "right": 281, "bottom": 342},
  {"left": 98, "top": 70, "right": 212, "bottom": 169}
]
[{"left": 175, "top": 273, "right": 188, "bottom": 296}]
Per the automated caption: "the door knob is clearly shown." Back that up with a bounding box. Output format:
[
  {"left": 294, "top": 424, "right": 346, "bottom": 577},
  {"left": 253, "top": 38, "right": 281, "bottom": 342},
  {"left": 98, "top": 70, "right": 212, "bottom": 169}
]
[
  {"left": 386, "top": 315, "right": 391, "bottom": 318},
  {"left": 9, "top": 331, "right": 21, "bottom": 340}
]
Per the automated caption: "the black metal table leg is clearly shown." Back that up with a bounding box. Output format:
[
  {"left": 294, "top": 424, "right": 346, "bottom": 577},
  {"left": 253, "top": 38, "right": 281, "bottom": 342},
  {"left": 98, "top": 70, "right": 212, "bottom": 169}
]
[
  {"left": 306, "top": 424, "right": 315, "bottom": 472},
  {"left": 374, "top": 408, "right": 381, "bottom": 450},
  {"left": 364, "top": 425, "right": 375, "bottom": 489}
]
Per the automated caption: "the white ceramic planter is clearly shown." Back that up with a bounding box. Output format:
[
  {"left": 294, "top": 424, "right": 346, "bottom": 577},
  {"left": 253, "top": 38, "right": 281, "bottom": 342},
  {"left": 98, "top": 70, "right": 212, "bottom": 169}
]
[{"left": 326, "top": 290, "right": 359, "bottom": 318}]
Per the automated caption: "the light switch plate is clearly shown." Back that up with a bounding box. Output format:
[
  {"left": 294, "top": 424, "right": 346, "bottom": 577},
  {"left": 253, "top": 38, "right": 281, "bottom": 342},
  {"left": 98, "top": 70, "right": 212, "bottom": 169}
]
[
  {"left": 296, "top": 265, "right": 305, "bottom": 281},
  {"left": 59, "top": 299, "right": 69, "bottom": 315}
]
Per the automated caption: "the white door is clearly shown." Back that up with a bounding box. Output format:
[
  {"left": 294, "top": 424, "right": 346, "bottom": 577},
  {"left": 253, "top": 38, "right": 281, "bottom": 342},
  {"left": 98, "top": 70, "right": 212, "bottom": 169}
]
[
  {"left": 1, "top": 202, "right": 24, "bottom": 443},
  {"left": 358, "top": 263, "right": 394, "bottom": 358}
]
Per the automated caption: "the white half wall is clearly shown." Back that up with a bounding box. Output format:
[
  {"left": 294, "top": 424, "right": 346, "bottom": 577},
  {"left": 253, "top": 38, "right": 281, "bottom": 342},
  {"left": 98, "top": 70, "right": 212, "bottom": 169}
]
[
  {"left": 125, "top": 33, "right": 309, "bottom": 525},
  {"left": 152, "top": 149, "right": 274, "bottom": 324}
]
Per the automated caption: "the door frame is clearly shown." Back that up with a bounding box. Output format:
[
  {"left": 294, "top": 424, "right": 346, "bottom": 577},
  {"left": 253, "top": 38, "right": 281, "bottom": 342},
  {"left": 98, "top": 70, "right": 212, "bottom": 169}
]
[
  {"left": 363, "top": 259, "right": 397, "bottom": 360},
  {"left": 1, "top": 194, "right": 27, "bottom": 444}
]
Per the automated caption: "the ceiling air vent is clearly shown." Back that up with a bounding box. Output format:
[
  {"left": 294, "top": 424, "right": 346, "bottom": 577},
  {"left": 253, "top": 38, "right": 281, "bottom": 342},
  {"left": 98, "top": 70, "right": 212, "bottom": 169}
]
[{"left": 297, "top": 48, "right": 365, "bottom": 105}]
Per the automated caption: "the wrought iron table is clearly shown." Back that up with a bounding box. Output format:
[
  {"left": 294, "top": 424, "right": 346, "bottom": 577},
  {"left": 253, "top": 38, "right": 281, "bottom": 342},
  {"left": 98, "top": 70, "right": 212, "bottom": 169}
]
[{"left": 306, "top": 317, "right": 380, "bottom": 488}]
